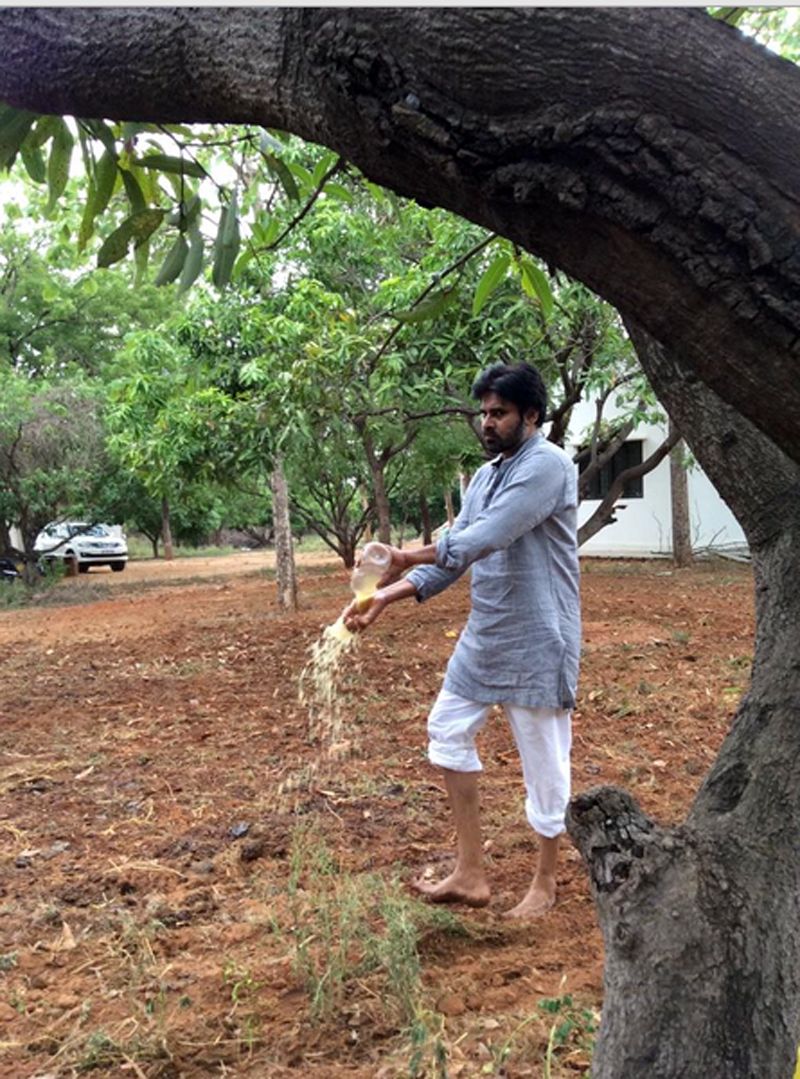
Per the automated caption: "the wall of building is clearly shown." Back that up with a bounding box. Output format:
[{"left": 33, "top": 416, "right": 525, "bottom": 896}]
[{"left": 564, "top": 401, "right": 746, "bottom": 558}]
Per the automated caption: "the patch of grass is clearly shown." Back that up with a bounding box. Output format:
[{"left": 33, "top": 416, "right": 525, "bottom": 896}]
[
  {"left": 284, "top": 823, "right": 466, "bottom": 1030},
  {"left": 73, "top": 1028, "right": 169, "bottom": 1073},
  {"left": 0, "top": 951, "right": 18, "bottom": 972}
]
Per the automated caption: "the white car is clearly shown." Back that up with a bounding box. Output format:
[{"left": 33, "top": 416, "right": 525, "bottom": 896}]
[{"left": 34, "top": 521, "right": 128, "bottom": 574}]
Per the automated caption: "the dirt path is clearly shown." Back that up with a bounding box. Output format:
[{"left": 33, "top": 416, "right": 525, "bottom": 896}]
[{"left": 0, "top": 557, "right": 754, "bottom": 1077}]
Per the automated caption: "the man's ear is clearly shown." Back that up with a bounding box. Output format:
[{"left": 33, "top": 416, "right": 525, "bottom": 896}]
[{"left": 525, "top": 407, "right": 539, "bottom": 428}]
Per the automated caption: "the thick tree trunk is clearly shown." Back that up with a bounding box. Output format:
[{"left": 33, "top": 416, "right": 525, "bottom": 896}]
[
  {"left": 270, "top": 456, "right": 297, "bottom": 612},
  {"left": 161, "top": 496, "right": 173, "bottom": 561},
  {"left": 669, "top": 423, "right": 693, "bottom": 566},
  {"left": 568, "top": 324, "right": 800, "bottom": 1077},
  {"left": 2, "top": 8, "right": 800, "bottom": 466}
]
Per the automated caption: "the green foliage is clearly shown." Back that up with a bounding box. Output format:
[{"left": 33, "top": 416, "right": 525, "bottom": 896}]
[
  {"left": 0, "top": 219, "right": 172, "bottom": 377},
  {"left": 0, "top": 370, "right": 108, "bottom": 560}
]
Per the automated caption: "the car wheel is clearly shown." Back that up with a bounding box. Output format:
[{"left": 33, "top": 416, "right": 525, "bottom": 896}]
[
  {"left": 78, "top": 563, "right": 90, "bottom": 574},
  {"left": 110, "top": 563, "right": 125, "bottom": 573}
]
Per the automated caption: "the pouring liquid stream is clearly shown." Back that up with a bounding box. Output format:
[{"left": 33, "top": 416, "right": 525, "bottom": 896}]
[{"left": 294, "top": 545, "right": 390, "bottom": 792}]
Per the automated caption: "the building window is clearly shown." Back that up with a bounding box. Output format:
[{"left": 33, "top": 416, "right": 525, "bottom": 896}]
[{"left": 580, "top": 440, "right": 644, "bottom": 500}]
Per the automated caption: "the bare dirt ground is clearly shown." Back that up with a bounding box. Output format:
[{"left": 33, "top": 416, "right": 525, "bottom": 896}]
[{"left": 0, "top": 553, "right": 755, "bottom": 1078}]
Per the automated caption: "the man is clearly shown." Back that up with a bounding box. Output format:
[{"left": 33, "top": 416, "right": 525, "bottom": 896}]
[{"left": 344, "top": 361, "right": 580, "bottom": 918}]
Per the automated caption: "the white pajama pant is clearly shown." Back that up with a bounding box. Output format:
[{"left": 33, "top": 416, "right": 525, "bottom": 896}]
[{"left": 427, "top": 689, "right": 572, "bottom": 839}]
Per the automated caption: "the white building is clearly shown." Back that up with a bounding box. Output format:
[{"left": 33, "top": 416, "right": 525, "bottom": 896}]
[{"left": 564, "top": 399, "right": 746, "bottom": 558}]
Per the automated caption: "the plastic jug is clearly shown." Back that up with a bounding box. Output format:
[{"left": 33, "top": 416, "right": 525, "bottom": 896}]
[{"left": 350, "top": 542, "right": 392, "bottom": 604}]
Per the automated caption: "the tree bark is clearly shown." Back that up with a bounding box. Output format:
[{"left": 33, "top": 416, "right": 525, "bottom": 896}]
[
  {"left": 357, "top": 422, "right": 392, "bottom": 544},
  {"left": 2, "top": 8, "right": 800, "bottom": 466},
  {"left": 444, "top": 488, "right": 455, "bottom": 529},
  {"left": 270, "top": 456, "right": 297, "bottom": 612},
  {"left": 669, "top": 422, "right": 693, "bottom": 566},
  {"left": 161, "top": 496, "right": 173, "bottom": 561},
  {"left": 568, "top": 323, "right": 800, "bottom": 1077}
]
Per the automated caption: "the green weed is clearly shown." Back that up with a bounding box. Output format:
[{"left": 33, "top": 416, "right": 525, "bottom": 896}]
[
  {"left": 286, "top": 823, "right": 465, "bottom": 1030},
  {"left": 540, "top": 993, "right": 598, "bottom": 1076},
  {"left": 0, "top": 951, "right": 18, "bottom": 972}
]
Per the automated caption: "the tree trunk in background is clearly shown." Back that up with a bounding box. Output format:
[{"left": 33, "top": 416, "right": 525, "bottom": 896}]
[
  {"left": 420, "top": 494, "right": 432, "bottom": 545},
  {"left": 371, "top": 466, "right": 391, "bottom": 545},
  {"left": 669, "top": 421, "right": 693, "bottom": 566},
  {"left": 444, "top": 488, "right": 455, "bottom": 529},
  {"left": 0, "top": 521, "right": 12, "bottom": 558},
  {"left": 161, "top": 497, "right": 174, "bottom": 561},
  {"left": 271, "top": 456, "right": 297, "bottom": 612}
]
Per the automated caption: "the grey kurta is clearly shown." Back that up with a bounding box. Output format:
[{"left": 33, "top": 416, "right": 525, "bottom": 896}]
[{"left": 406, "top": 432, "right": 580, "bottom": 709}]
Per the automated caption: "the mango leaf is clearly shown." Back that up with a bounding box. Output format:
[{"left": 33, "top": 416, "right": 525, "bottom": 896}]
[
  {"left": 212, "top": 202, "right": 241, "bottom": 289},
  {"left": 260, "top": 151, "right": 299, "bottom": 202},
  {"left": 93, "top": 150, "right": 119, "bottom": 216},
  {"left": 78, "top": 150, "right": 118, "bottom": 251},
  {"left": 19, "top": 142, "right": 46, "bottom": 184},
  {"left": 312, "top": 150, "right": 338, "bottom": 186},
  {"left": 29, "top": 114, "right": 62, "bottom": 149},
  {"left": 232, "top": 245, "right": 256, "bottom": 280},
  {"left": 46, "top": 118, "right": 74, "bottom": 212},
  {"left": 395, "top": 286, "right": 458, "bottom": 324},
  {"left": 177, "top": 229, "right": 204, "bottom": 294},
  {"left": 78, "top": 183, "right": 98, "bottom": 251},
  {"left": 121, "top": 168, "right": 146, "bottom": 214},
  {"left": 134, "top": 236, "right": 149, "bottom": 286},
  {"left": 0, "top": 107, "right": 37, "bottom": 170},
  {"left": 130, "top": 208, "right": 165, "bottom": 247},
  {"left": 221, "top": 188, "right": 239, "bottom": 246},
  {"left": 324, "top": 181, "right": 353, "bottom": 204},
  {"left": 97, "top": 218, "right": 135, "bottom": 268},
  {"left": 472, "top": 252, "right": 510, "bottom": 316},
  {"left": 135, "top": 153, "right": 207, "bottom": 179},
  {"left": 288, "top": 160, "right": 313, "bottom": 190},
  {"left": 96, "top": 209, "right": 163, "bottom": 269},
  {"left": 154, "top": 234, "right": 189, "bottom": 286},
  {"left": 82, "top": 118, "right": 118, "bottom": 158},
  {"left": 519, "top": 257, "right": 554, "bottom": 319},
  {"left": 255, "top": 211, "right": 285, "bottom": 246}
]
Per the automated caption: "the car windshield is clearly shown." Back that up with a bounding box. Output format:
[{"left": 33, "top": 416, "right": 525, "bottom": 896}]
[{"left": 67, "top": 524, "right": 109, "bottom": 537}]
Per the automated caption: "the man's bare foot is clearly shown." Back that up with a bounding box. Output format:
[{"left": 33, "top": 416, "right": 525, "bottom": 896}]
[
  {"left": 503, "top": 876, "right": 556, "bottom": 920},
  {"left": 411, "top": 870, "right": 491, "bottom": 908}
]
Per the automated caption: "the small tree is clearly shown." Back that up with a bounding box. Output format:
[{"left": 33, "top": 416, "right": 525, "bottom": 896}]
[{"left": 0, "top": 372, "right": 106, "bottom": 577}]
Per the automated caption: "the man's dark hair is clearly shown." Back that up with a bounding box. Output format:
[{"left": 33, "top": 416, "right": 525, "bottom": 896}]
[{"left": 471, "top": 362, "right": 547, "bottom": 426}]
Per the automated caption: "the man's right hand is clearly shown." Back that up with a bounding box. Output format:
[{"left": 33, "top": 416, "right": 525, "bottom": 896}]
[{"left": 343, "top": 589, "right": 388, "bottom": 633}]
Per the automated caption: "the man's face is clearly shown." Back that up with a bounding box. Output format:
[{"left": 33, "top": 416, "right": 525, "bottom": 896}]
[{"left": 479, "top": 391, "right": 537, "bottom": 457}]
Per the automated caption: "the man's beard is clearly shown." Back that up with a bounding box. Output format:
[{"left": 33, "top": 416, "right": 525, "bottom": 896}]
[{"left": 483, "top": 417, "right": 526, "bottom": 455}]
